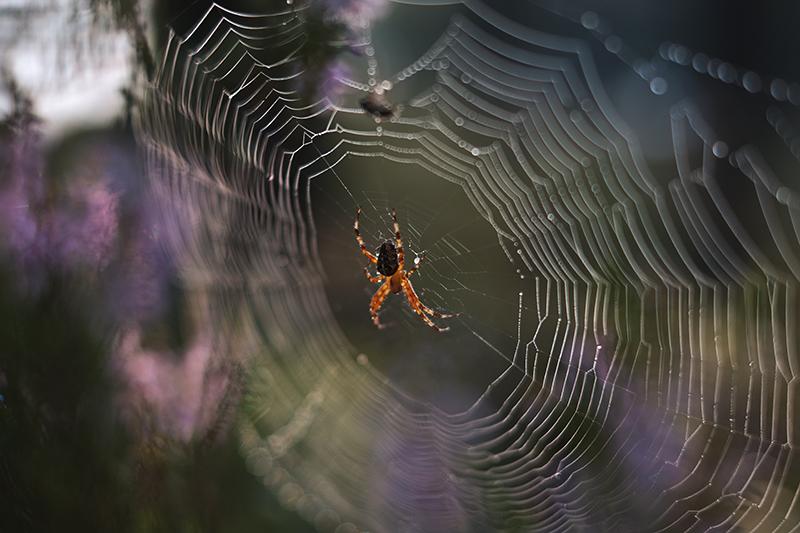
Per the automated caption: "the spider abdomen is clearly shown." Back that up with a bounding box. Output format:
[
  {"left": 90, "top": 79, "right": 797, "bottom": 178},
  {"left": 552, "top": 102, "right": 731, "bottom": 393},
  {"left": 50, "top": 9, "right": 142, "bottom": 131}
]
[{"left": 376, "top": 240, "right": 399, "bottom": 276}]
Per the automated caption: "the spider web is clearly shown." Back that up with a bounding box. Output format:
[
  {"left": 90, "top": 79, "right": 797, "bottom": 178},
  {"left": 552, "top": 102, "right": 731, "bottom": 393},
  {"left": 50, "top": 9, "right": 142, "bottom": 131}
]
[{"left": 136, "top": 0, "right": 800, "bottom": 530}]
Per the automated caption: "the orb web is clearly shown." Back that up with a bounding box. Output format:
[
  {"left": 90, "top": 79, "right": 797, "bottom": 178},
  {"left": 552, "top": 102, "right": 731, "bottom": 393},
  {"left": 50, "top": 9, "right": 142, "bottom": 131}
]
[{"left": 136, "top": 1, "right": 800, "bottom": 531}]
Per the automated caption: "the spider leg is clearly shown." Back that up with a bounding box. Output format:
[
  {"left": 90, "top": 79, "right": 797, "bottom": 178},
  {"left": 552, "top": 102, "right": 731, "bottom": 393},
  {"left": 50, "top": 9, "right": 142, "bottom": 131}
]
[
  {"left": 355, "top": 207, "right": 378, "bottom": 264},
  {"left": 418, "top": 301, "right": 459, "bottom": 319},
  {"left": 403, "top": 279, "right": 458, "bottom": 331},
  {"left": 406, "top": 255, "right": 425, "bottom": 277},
  {"left": 402, "top": 279, "right": 448, "bottom": 332},
  {"left": 365, "top": 267, "right": 384, "bottom": 283},
  {"left": 370, "top": 281, "right": 393, "bottom": 328},
  {"left": 406, "top": 268, "right": 461, "bottom": 318},
  {"left": 391, "top": 208, "right": 404, "bottom": 269}
]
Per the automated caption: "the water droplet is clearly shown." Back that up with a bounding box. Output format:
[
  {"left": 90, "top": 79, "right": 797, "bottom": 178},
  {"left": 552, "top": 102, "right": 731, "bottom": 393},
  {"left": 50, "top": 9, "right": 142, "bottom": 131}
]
[
  {"left": 253, "top": 455, "right": 273, "bottom": 476},
  {"left": 650, "top": 77, "right": 668, "bottom": 95},
  {"left": 604, "top": 36, "right": 622, "bottom": 54},
  {"left": 718, "top": 63, "right": 735, "bottom": 84},
  {"left": 581, "top": 12, "right": 599, "bottom": 30},
  {"left": 771, "top": 79, "right": 788, "bottom": 101},
  {"left": 634, "top": 58, "right": 655, "bottom": 80},
  {"left": 692, "top": 53, "right": 709, "bottom": 74},
  {"left": 743, "top": 72, "right": 762, "bottom": 93},
  {"left": 673, "top": 45, "right": 690, "bottom": 65},
  {"left": 789, "top": 83, "right": 800, "bottom": 105}
]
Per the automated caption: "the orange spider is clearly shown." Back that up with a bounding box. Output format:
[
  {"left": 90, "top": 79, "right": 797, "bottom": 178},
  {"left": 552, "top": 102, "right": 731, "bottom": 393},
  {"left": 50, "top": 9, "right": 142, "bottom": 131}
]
[{"left": 354, "top": 207, "right": 458, "bottom": 332}]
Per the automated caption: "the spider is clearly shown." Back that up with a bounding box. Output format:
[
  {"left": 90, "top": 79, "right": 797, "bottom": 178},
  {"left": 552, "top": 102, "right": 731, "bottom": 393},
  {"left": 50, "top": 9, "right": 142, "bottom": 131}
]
[
  {"left": 359, "top": 90, "right": 398, "bottom": 120},
  {"left": 354, "top": 207, "right": 458, "bottom": 332},
  {"left": 360, "top": 96, "right": 395, "bottom": 120}
]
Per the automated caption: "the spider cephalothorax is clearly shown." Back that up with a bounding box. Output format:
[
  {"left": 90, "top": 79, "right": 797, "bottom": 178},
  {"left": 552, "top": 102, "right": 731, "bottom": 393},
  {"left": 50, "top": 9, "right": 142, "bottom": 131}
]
[{"left": 354, "top": 207, "right": 458, "bottom": 331}]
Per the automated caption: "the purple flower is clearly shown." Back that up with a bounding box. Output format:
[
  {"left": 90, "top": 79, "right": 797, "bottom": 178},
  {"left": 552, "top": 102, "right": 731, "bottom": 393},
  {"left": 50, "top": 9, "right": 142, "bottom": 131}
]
[
  {"left": 0, "top": 116, "right": 122, "bottom": 288},
  {"left": 114, "top": 329, "right": 236, "bottom": 441},
  {"left": 319, "top": 59, "right": 352, "bottom": 104},
  {"left": 325, "top": 0, "right": 390, "bottom": 27},
  {"left": 51, "top": 184, "right": 120, "bottom": 271}
]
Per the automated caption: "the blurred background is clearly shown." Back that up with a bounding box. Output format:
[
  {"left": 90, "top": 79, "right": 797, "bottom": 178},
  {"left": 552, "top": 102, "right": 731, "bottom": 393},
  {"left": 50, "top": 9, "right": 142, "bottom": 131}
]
[{"left": 2, "top": 0, "right": 800, "bottom": 531}]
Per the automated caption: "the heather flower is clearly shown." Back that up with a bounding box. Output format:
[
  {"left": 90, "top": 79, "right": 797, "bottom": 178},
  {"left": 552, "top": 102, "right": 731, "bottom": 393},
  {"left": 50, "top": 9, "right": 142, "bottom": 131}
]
[
  {"left": 325, "top": 0, "right": 390, "bottom": 28},
  {"left": 319, "top": 59, "right": 352, "bottom": 104},
  {"left": 51, "top": 183, "right": 120, "bottom": 270}
]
